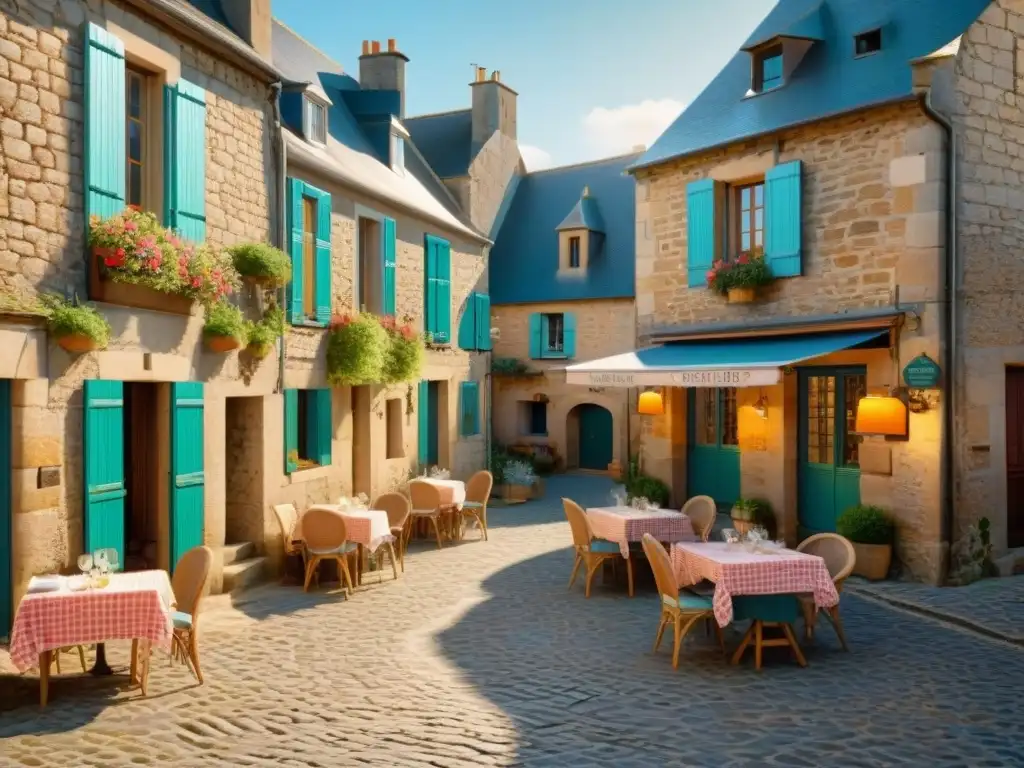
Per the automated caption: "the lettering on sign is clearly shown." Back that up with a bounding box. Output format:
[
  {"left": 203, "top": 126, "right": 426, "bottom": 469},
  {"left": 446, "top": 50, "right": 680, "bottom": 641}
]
[
  {"left": 902, "top": 354, "right": 941, "bottom": 389},
  {"left": 569, "top": 367, "right": 781, "bottom": 388}
]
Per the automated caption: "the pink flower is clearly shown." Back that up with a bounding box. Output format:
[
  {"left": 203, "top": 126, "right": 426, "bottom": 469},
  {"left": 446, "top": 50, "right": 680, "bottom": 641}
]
[
  {"left": 124, "top": 220, "right": 138, "bottom": 232},
  {"left": 192, "top": 277, "right": 202, "bottom": 289}
]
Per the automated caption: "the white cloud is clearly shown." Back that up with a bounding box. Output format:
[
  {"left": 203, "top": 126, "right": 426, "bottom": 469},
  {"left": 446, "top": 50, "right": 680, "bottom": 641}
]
[
  {"left": 519, "top": 144, "right": 554, "bottom": 171},
  {"left": 580, "top": 98, "right": 686, "bottom": 157}
]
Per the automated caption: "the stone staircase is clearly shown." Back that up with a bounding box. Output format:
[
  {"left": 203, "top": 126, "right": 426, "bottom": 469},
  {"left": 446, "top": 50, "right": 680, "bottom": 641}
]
[{"left": 219, "top": 541, "right": 267, "bottom": 595}]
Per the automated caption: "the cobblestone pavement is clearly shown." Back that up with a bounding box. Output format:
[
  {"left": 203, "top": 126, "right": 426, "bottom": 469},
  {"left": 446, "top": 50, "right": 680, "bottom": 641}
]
[{"left": 2, "top": 474, "right": 1023, "bottom": 767}]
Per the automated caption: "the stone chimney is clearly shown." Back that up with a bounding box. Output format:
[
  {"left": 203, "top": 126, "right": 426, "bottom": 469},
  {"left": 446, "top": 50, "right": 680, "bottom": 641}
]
[
  {"left": 359, "top": 39, "right": 409, "bottom": 117},
  {"left": 471, "top": 67, "right": 517, "bottom": 152},
  {"left": 221, "top": 0, "right": 272, "bottom": 60}
]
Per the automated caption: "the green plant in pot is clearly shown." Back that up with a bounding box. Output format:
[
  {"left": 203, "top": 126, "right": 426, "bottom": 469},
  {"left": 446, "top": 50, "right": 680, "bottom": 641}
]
[
  {"left": 706, "top": 253, "right": 773, "bottom": 304},
  {"left": 326, "top": 312, "right": 388, "bottom": 385},
  {"left": 203, "top": 300, "right": 246, "bottom": 353},
  {"left": 42, "top": 294, "right": 111, "bottom": 353},
  {"left": 228, "top": 242, "right": 292, "bottom": 288},
  {"left": 836, "top": 504, "right": 894, "bottom": 580},
  {"left": 730, "top": 498, "right": 773, "bottom": 536},
  {"left": 625, "top": 474, "right": 670, "bottom": 507},
  {"left": 381, "top": 315, "right": 424, "bottom": 384},
  {"left": 245, "top": 306, "right": 283, "bottom": 360}
]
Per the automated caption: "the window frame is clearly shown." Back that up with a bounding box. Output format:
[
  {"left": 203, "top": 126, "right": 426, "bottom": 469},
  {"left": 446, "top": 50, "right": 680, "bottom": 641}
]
[
  {"left": 541, "top": 312, "right": 565, "bottom": 358},
  {"left": 526, "top": 401, "right": 548, "bottom": 436},
  {"left": 390, "top": 132, "right": 405, "bottom": 174},
  {"left": 304, "top": 94, "right": 328, "bottom": 145},
  {"left": 753, "top": 45, "right": 784, "bottom": 93},
  {"left": 568, "top": 236, "right": 581, "bottom": 268},
  {"left": 301, "top": 193, "right": 319, "bottom": 323},
  {"left": 728, "top": 180, "right": 766, "bottom": 261},
  {"left": 854, "top": 28, "right": 882, "bottom": 57}
]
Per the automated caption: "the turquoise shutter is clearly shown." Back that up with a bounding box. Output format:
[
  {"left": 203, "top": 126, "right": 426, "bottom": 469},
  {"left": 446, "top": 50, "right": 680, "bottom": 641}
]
[
  {"left": 458, "top": 292, "right": 477, "bottom": 350},
  {"left": 164, "top": 80, "right": 207, "bottom": 243},
  {"left": 434, "top": 239, "right": 452, "bottom": 343},
  {"left": 686, "top": 178, "right": 716, "bottom": 288},
  {"left": 307, "top": 388, "right": 332, "bottom": 466},
  {"left": 382, "top": 216, "right": 397, "bottom": 316},
  {"left": 314, "top": 189, "right": 332, "bottom": 325},
  {"left": 765, "top": 160, "right": 803, "bottom": 277},
  {"left": 528, "top": 313, "right": 543, "bottom": 359},
  {"left": 0, "top": 381, "right": 11, "bottom": 638},
  {"left": 424, "top": 238, "right": 437, "bottom": 338},
  {"left": 460, "top": 381, "right": 480, "bottom": 436},
  {"left": 284, "top": 389, "right": 298, "bottom": 474},
  {"left": 170, "top": 382, "right": 205, "bottom": 571},
  {"left": 83, "top": 380, "right": 126, "bottom": 563},
  {"left": 476, "top": 294, "right": 491, "bottom": 351},
  {"left": 287, "top": 178, "right": 305, "bottom": 324},
  {"left": 563, "top": 313, "right": 577, "bottom": 359},
  {"left": 84, "top": 23, "right": 126, "bottom": 223},
  {"left": 417, "top": 380, "right": 430, "bottom": 466}
]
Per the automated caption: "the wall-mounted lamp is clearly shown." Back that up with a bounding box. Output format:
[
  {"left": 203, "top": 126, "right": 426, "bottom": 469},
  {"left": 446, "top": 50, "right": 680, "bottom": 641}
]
[
  {"left": 638, "top": 389, "right": 664, "bottom": 416},
  {"left": 854, "top": 391, "right": 908, "bottom": 438},
  {"left": 752, "top": 392, "right": 768, "bottom": 420}
]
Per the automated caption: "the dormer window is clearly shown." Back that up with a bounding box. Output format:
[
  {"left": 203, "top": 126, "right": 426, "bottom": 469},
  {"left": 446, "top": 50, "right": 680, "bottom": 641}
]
[
  {"left": 755, "top": 46, "right": 784, "bottom": 92},
  {"left": 391, "top": 132, "right": 405, "bottom": 173},
  {"left": 568, "top": 236, "right": 581, "bottom": 268},
  {"left": 855, "top": 28, "right": 882, "bottom": 56},
  {"left": 305, "top": 96, "right": 327, "bottom": 144},
  {"left": 556, "top": 186, "right": 605, "bottom": 273}
]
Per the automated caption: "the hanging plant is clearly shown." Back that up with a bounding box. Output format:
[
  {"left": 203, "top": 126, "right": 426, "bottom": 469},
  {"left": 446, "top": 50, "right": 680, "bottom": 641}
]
[
  {"left": 88, "top": 209, "right": 183, "bottom": 294},
  {"left": 245, "top": 306, "right": 284, "bottom": 359},
  {"left": 706, "top": 253, "right": 773, "bottom": 304},
  {"left": 381, "top": 314, "right": 424, "bottom": 384},
  {"left": 227, "top": 242, "right": 292, "bottom": 288},
  {"left": 202, "top": 300, "right": 246, "bottom": 353},
  {"left": 326, "top": 312, "right": 388, "bottom": 386},
  {"left": 42, "top": 294, "right": 111, "bottom": 353},
  {"left": 178, "top": 243, "right": 240, "bottom": 306}
]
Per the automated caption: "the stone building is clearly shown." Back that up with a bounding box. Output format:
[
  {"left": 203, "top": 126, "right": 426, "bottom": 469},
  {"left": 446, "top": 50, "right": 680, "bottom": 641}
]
[
  {"left": 488, "top": 154, "right": 639, "bottom": 475},
  {"left": 566, "top": 0, "right": 1024, "bottom": 584}
]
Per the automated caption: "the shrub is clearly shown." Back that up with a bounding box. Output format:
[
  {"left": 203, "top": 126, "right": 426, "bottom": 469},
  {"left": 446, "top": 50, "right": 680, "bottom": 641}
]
[
  {"left": 42, "top": 294, "right": 111, "bottom": 348},
  {"left": 326, "top": 312, "right": 388, "bottom": 385},
  {"left": 706, "top": 254, "right": 773, "bottom": 295},
  {"left": 245, "top": 306, "right": 283, "bottom": 359},
  {"left": 731, "top": 498, "right": 773, "bottom": 524},
  {"left": 381, "top": 315, "right": 424, "bottom": 384},
  {"left": 490, "top": 445, "right": 513, "bottom": 484},
  {"left": 203, "top": 300, "right": 247, "bottom": 341},
  {"left": 492, "top": 357, "right": 532, "bottom": 375},
  {"left": 625, "top": 474, "right": 670, "bottom": 507},
  {"left": 504, "top": 459, "right": 537, "bottom": 487},
  {"left": 228, "top": 242, "right": 292, "bottom": 287},
  {"left": 837, "top": 504, "right": 894, "bottom": 545}
]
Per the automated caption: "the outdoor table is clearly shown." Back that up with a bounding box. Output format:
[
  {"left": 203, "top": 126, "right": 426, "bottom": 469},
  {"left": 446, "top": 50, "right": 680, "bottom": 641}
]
[
  {"left": 8, "top": 570, "right": 175, "bottom": 706},
  {"left": 670, "top": 541, "right": 838, "bottom": 627},
  {"left": 417, "top": 477, "right": 466, "bottom": 505},
  {"left": 295, "top": 506, "right": 395, "bottom": 585},
  {"left": 586, "top": 506, "right": 697, "bottom": 558}
]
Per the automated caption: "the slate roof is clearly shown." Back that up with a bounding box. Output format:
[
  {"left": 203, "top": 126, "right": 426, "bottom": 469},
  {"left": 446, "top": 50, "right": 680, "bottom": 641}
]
[
  {"left": 633, "top": 0, "right": 990, "bottom": 171},
  {"left": 556, "top": 192, "right": 605, "bottom": 233},
  {"left": 404, "top": 110, "right": 473, "bottom": 178},
  {"left": 490, "top": 154, "right": 639, "bottom": 304}
]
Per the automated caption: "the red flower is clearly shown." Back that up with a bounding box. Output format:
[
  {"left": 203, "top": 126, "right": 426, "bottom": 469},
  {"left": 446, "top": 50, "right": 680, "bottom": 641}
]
[
  {"left": 705, "top": 270, "right": 716, "bottom": 284},
  {"left": 191, "top": 277, "right": 201, "bottom": 288},
  {"left": 737, "top": 254, "right": 750, "bottom": 265},
  {"left": 124, "top": 220, "right": 138, "bottom": 232},
  {"left": 147, "top": 257, "right": 161, "bottom": 271}
]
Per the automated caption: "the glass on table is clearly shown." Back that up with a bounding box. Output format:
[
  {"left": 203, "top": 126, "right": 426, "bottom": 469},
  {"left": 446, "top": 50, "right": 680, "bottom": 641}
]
[
  {"left": 722, "top": 528, "right": 741, "bottom": 544},
  {"left": 77, "top": 553, "right": 94, "bottom": 574}
]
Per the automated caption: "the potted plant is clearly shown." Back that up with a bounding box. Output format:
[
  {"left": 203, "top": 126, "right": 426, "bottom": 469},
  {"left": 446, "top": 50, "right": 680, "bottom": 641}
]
[
  {"left": 326, "top": 312, "right": 388, "bottom": 386},
  {"left": 381, "top": 315, "right": 425, "bottom": 384},
  {"left": 706, "top": 253, "right": 773, "bottom": 304},
  {"left": 203, "top": 300, "right": 246, "bottom": 353},
  {"left": 836, "top": 504, "right": 894, "bottom": 580},
  {"left": 502, "top": 459, "right": 538, "bottom": 502},
  {"left": 228, "top": 242, "right": 292, "bottom": 288},
  {"left": 625, "top": 473, "right": 671, "bottom": 508},
  {"left": 245, "top": 306, "right": 283, "bottom": 360},
  {"left": 730, "top": 498, "right": 773, "bottom": 536},
  {"left": 43, "top": 294, "right": 111, "bottom": 353},
  {"left": 179, "top": 243, "right": 240, "bottom": 306}
]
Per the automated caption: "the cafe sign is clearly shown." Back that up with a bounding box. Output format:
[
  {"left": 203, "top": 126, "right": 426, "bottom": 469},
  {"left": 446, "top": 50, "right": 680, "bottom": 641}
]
[
  {"left": 565, "top": 367, "right": 780, "bottom": 388},
  {"left": 902, "top": 354, "right": 941, "bottom": 389}
]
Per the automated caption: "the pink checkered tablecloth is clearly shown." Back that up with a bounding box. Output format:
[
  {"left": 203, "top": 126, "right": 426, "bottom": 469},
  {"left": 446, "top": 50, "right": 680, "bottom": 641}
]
[
  {"left": 671, "top": 541, "right": 838, "bottom": 627},
  {"left": 7, "top": 570, "right": 174, "bottom": 673},
  {"left": 586, "top": 506, "right": 698, "bottom": 558},
  {"left": 296, "top": 506, "right": 395, "bottom": 551}
]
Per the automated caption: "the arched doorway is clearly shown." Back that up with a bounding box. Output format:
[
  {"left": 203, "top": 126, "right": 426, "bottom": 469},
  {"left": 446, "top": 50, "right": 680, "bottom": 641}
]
[{"left": 569, "top": 403, "right": 613, "bottom": 471}]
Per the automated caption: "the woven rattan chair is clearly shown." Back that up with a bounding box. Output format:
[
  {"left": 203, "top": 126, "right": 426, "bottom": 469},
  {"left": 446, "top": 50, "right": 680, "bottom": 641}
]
[
  {"left": 409, "top": 480, "right": 447, "bottom": 550},
  {"left": 681, "top": 495, "right": 717, "bottom": 542},
  {"left": 50, "top": 645, "right": 88, "bottom": 674},
  {"left": 374, "top": 493, "right": 411, "bottom": 572},
  {"left": 273, "top": 503, "right": 307, "bottom": 579},
  {"left": 563, "top": 497, "right": 634, "bottom": 598},
  {"left": 170, "top": 545, "right": 214, "bottom": 685},
  {"left": 459, "top": 470, "right": 493, "bottom": 541},
  {"left": 796, "top": 533, "right": 855, "bottom": 649},
  {"left": 641, "top": 533, "right": 722, "bottom": 668},
  {"left": 301, "top": 506, "right": 358, "bottom": 595}
]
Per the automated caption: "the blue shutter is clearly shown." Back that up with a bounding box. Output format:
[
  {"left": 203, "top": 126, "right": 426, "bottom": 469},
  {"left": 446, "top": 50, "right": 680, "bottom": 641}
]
[
  {"left": 417, "top": 380, "right": 430, "bottom": 466},
  {"left": 84, "top": 24, "right": 125, "bottom": 225},
  {"left": 164, "top": 79, "right": 207, "bottom": 243},
  {"left": 424, "top": 237, "right": 437, "bottom": 339},
  {"left": 307, "top": 388, "right": 332, "bottom": 466},
  {"left": 563, "top": 313, "right": 577, "bottom": 359},
  {"left": 528, "top": 313, "right": 543, "bottom": 359},
  {"left": 0, "top": 380, "right": 9, "bottom": 638},
  {"left": 286, "top": 178, "right": 305, "bottom": 324},
  {"left": 458, "top": 292, "right": 477, "bottom": 350},
  {"left": 435, "top": 239, "right": 452, "bottom": 344},
  {"left": 460, "top": 381, "right": 480, "bottom": 436},
  {"left": 170, "top": 382, "right": 205, "bottom": 571},
  {"left": 765, "top": 160, "right": 803, "bottom": 278},
  {"left": 314, "top": 189, "right": 332, "bottom": 325},
  {"left": 284, "top": 389, "right": 298, "bottom": 474},
  {"left": 686, "top": 178, "right": 716, "bottom": 288},
  {"left": 83, "top": 380, "right": 126, "bottom": 563},
  {"left": 382, "top": 216, "right": 397, "bottom": 316},
  {"left": 476, "top": 294, "right": 491, "bottom": 351}
]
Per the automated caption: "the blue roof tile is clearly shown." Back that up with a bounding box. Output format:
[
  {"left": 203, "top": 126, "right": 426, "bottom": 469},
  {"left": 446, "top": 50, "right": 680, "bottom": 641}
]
[
  {"left": 404, "top": 110, "right": 473, "bottom": 178},
  {"left": 634, "top": 0, "right": 989, "bottom": 171},
  {"left": 556, "top": 192, "right": 605, "bottom": 233},
  {"left": 490, "top": 154, "right": 639, "bottom": 304}
]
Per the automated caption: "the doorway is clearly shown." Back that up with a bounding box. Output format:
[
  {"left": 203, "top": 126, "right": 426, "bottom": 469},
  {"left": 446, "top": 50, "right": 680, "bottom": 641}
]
[
  {"left": 687, "top": 388, "right": 740, "bottom": 511},
  {"left": 352, "top": 386, "right": 372, "bottom": 496},
  {"left": 0, "top": 379, "right": 11, "bottom": 640},
  {"left": 225, "top": 396, "right": 265, "bottom": 547},
  {"left": 798, "top": 367, "right": 866, "bottom": 537},
  {"left": 1006, "top": 368, "right": 1024, "bottom": 548},
  {"left": 575, "top": 404, "right": 613, "bottom": 470},
  {"left": 417, "top": 380, "right": 440, "bottom": 468}
]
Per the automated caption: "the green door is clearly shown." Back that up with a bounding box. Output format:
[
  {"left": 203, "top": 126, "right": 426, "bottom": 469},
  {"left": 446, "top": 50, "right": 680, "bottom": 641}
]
[
  {"left": 798, "top": 367, "right": 866, "bottom": 537},
  {"left": 0, "top": 380, "right": 11, "bottom": 639},
  {"left": 687, "top": 388, "right": 740, "bottom": 510},
  {"left": 170, "top": 382, "right": 205, "bottom": 570},
  {"left": 418, "top": 380, "right": 439, "bottom": 467},
  {"left": 84, "top": 380, "right": 126, "bottom": 561},
  {"left": 578, "top": 404, "right": 613, "bottom": 470}
]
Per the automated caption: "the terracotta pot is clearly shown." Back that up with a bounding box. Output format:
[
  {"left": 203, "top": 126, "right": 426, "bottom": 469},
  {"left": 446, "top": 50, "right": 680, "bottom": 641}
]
[
  {"left": 89, "top": 246, "right": 194, "bottom": 315},
  {"left": 851, "top": 541, "right": 892, "bottom": 580},
  {"left": 727, "top": 286, "right": 756, "bottom": 304},
  {"left": 204, "top": 334, "right": 241, "bottom": 353},
  {"left": 241, "top": 274, "right": 281, "bottom": 289},
  {"left": 56, "top": 333, "right": 101, "bottom": 353}
]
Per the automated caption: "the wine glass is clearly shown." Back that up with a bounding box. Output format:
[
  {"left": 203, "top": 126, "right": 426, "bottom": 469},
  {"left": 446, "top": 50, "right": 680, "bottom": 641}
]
[
  {"left": 94, "top": 549, "right": 109, "bottom": 575},
  {"left": 77, "top": 553, "right": 94, "bottom": 574}
]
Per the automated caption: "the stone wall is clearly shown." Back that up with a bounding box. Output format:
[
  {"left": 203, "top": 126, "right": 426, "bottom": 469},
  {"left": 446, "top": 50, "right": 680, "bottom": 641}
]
[{"left": 225, "top": 395, "right": 265, "bottom": 546}]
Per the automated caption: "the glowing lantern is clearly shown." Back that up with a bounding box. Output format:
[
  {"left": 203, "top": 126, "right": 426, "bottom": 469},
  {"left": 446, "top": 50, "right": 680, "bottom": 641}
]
[
  {"left": 854, "top": 395, "right": 908, "bottom": 437},
  {"left": 638, "top": 390, "right": 664, "bottom": 416}
]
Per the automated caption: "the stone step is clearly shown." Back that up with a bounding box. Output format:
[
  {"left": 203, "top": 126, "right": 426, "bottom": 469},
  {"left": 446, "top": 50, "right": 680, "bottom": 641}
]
[
  {"left": 221, "top": 541, "right": 255, "bottom": 566},
  {"left": 222, "top": 556, "right": 267, "bottom": 594}
]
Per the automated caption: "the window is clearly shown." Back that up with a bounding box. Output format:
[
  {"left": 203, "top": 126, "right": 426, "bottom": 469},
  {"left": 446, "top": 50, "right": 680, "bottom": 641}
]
[
  {"left": 287, "top": 178, "right": 331, "bottom": 326},
  {"left": 731, "top": 182, "right": 765, "bottom": 259},
  {"left": 306, "top": 97, "right": 327, "bottom": 144},
  {"left": 125, "top": 66, "right": 150, "bottom": 210},
  {"left": 458, "top": 292, "right": 492, "bottom": 351},
  {"left": 460, "top": 381, "right": 480, "bottom": 436},
  {"left": 755, "top": 46, "right": 784, "bottom": 92},
  {"left": 528, "top": 311, "right": 576, "bottom": 359},
  {"left": 568, "top": 236, "right": 581, "bottom": 268},
  {"left": 692, "top": 388, "right": 738, "bottom": 448},
  {"left": 855, "top": 29, "right": 882, "bottom": 56},
  {"left": 544, "top": 313, "right": 564, "bottom": 355},
  {"left": 357, "top": 217, "right": 380, "bottom": 313},
  {"left": 302, "top": 196, "right": 317, "bottom": 321},
  {"left": 521, "top": 401, "right": 547, "bottom": 436},
  {"left": 424, "top": 235, "right": 452, "bottom": 343},
  {"left": 391, "top": 133, "right": 405, "bottom": 173},
  {"left": 386, "top": 398, "right": 404, "bottom": 459},
  {"left": 285, "top": 388, "right": 332, "bottom": 473}
]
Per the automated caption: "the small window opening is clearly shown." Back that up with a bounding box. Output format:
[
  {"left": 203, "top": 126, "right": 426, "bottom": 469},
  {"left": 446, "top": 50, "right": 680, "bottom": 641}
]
[
  {"left": 755, "top": 46, "right": 784, "bottom": 92},
  {"left": 855, "top": 29, "right": 882, "bottom": 56},
  {"left": 568, "top": 236, "right": 581, "bottom": 268}
]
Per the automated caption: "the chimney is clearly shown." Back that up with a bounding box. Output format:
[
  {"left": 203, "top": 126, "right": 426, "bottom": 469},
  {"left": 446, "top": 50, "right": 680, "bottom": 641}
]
[
  {"left": 359, "top": 39, "right": 409, "bottom": 117},
  {"left": 221, "top": 0, "right": 272, "bottom": 60},
  {"left": 470, "top": 65, "right": 517, "bottom": 151}
]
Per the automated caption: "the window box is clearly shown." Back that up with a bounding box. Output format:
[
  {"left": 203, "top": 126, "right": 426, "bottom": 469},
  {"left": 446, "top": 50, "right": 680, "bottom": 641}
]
[
  {"left": 727, "top": 286, "right": 757, "bottom": 304},
  {"left": 89, "top": 246, "right": 194, "bottom": 315}
]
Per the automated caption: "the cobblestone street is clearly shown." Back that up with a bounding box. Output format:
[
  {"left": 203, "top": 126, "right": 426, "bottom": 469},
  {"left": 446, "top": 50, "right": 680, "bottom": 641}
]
[{"left": 2, "top": 475, "right": 1023, "bottom": 767}]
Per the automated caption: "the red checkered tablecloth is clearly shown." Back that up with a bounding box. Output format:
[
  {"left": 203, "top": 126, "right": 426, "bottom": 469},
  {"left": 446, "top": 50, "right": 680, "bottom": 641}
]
[
  {"left": 8, "top": 570, "right": 174, "bottom": 673},
  {"left": 671, "top": 541, "right": 839, "bottom": 627},
  {"left": 296, "top": 506, "right": 395, "bottom": 551},
  {"left": 586, "top": 506, "right": 697, "bottom": 558}
]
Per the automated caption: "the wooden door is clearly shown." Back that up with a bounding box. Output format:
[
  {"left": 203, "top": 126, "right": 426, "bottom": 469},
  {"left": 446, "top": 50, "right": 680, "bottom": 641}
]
[
  {"left": 170, "top": 382, "right": 205, "bottom": 571},
  {"left": 687, "top": 388, "right": 740, "bottom": 511},
  {"left": 84, "top": 380, "right": 126, "bottom": 561},
  {"left": 578, "top": 405, "right": 613, "bottom": 470},
  {"left": 1006, "top": 368, "right": 1024, "bottom": 548},
  {"left": 418, "top": 380, "right": 440, "bottom": 467}
]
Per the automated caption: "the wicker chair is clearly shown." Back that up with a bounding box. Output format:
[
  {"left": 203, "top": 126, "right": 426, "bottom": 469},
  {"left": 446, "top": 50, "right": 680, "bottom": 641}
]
[
  {"left": 641, "top": 533, "right": 722, "bottom": 668},
  {"left": 796, "top": 533, "right": 856, "bottom": 649},
  {"left": 374, "top": 493, "right": 411, "bottom": 572},
  {"left": 681, "top": 495, "right": 717, "bottom": 542},
  {"left": 170, "top": 545, "right": 214, "bottom": 685},
  {"left": 301, "top": 506, "right": 358, "bottom": 595},
  {"left": 459, "top": 470, "right": 493, "bottom": 541},
  {"left": 272, "top": 503, "right": 307, "bottom": 579},
  {"left": 563, "top": 497, "right": 634, "bottom": 598},
  {"left": 408, "top": 480, "right": 447, "bottom": 550}
]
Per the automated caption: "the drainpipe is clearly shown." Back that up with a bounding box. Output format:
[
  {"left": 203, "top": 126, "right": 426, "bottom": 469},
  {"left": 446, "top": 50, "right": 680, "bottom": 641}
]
[
  {"left": 267, "top": 81, "right": 287, "bottom": 393},
  {"left": 919, "top": 90, "right": 957, "bottom": 582},
  {"left": 485, "top": 366, "right": 492, "bottom": 472}
]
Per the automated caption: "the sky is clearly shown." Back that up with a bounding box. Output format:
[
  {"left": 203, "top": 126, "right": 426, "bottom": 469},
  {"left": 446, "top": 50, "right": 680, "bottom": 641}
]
[{"left": 271, "top": 0, "right": 777, "bottom": 170}]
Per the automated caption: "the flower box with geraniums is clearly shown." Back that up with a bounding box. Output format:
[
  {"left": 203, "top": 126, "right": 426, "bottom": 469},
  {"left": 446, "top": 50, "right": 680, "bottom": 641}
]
[
  {"left": 245, "top": 306, "right": 283, "bottom": 360},
  {"left": 42, "top": 294, "right": 111, "bottom": 354},
  {"left": 706, "top": 253, "right": 773, "bottom": 304},
  {"left": 228, "top": 242, "right": 292, "bottom": 290},
  {"left": 203, "top": 300, "right": 246, "bottom": 353},
  {"left": 381, "top": 315, "right": 425, "bottom": 384},
  {"left": 731, "top": 498, "right": 774, "bottom": 537},
  {"left": 326, "top": 312, "right": 389, "bottom": 386},
  {"left": 836, "top": 504, "right": 895, "bottom": 580}
]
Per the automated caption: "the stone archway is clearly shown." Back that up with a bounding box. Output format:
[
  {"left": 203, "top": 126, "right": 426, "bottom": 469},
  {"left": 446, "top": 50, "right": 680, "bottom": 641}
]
[{"left": 567, "top": 403, "right": 614, "bottom": 471}]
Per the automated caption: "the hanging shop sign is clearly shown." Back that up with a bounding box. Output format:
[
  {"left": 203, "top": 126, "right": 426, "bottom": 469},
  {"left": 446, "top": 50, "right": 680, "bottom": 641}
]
[{"left": 902, "top": 354, "right": 941, "bottom": 389}]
